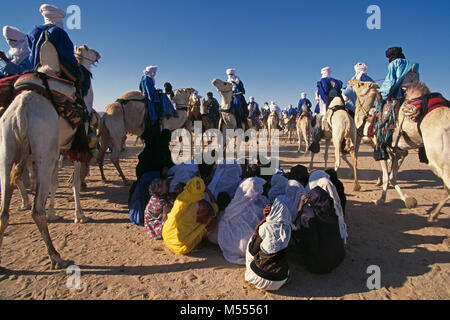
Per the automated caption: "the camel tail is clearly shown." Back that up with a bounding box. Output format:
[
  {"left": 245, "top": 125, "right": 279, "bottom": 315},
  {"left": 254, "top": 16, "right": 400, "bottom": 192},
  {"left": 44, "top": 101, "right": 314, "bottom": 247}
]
[{"left": 12, "top": 105, "right": 30, "bottom": 186}]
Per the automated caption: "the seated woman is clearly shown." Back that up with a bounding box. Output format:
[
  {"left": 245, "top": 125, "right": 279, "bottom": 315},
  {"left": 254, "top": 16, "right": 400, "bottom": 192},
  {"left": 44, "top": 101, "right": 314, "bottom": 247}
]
[
  {"left": 307, "top": 170, "right": 348, "bottom": 244},
  {"left": 244, "top": 181, "right": 303, "bottom": 291},
  {"left": 294, "top": 186, "right": 346, "bottom": 274},
  {"left": 144, "top": 180, "right": 184, "bottom": 240},
  {"left": 218, "top": 178, "right": 269, "bottom": 265},
  {"left": 162, "top": 177, "right": 219, "bottom": 255}
]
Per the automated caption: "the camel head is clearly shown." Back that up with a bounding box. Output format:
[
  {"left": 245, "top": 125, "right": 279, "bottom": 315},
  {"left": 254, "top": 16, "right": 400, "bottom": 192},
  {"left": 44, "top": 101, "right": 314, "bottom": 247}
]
[
  {"left": 212, "top": 78, "right": 233, "bottom": 107},
  {"left": 75, "top": 45, "right": 101, "bottom": 68},
  {"left": 404, "top": 82, "right": 431, "bottom": 101},
  {"left": 348, "top": 79, "right": 379, "bottom": 97},
  {"left": 173, "top": 88, "right": 196, "bottom": 107},
  {"left": 212, "top": 78, "right": 233, "bottom": 94}
]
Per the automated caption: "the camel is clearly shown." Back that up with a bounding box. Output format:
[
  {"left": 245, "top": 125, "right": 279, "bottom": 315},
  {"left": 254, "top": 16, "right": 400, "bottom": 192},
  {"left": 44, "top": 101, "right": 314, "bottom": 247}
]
[
  {"left": 211, "top": 79, "right": 237, "bottom": 133},
  {"left": 14, "top": 44, "right": 100, "bottom": 224},
  {"left": 283, "top": 115, "right": 297, "bottom": 144},
  {"left": 309, "top": 97, "right": 361, "bottom": 192},
  {"left": 296, "top": 113, "right": 312, "bottom": 155},
  {"left": 188, "top": 92, "right": 202, "bottom": 123},
  {"left": 350, "top": 80, "right": 450, "bottom": 222},
  {"left": 0, "top": 40, "right": 95, "bottom": 269},
  {"left": 18, "top": 45, "right": 101, "bottom": 223},
  {"left": 98, "top": 88, "right": 196, "bottom": 184}
]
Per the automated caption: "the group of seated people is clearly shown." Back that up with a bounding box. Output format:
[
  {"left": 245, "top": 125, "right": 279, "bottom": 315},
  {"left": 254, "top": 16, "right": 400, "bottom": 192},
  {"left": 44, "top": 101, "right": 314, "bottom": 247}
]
[{"left": 129, "top": 137, "right": 348, "bottom": 292}]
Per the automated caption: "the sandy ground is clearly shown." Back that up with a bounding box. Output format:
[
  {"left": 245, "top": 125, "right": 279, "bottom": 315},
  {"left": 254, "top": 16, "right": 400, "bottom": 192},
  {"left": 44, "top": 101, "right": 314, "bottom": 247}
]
[{"left": 0, "top": 137, "right": 449, "bottom": 300}]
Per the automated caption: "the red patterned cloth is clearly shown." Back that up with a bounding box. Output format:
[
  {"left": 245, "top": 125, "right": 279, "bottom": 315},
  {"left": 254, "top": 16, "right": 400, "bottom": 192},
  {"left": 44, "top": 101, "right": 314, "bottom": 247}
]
[{"left": 144, "top": 195, "right": 172, "bottom": 240}]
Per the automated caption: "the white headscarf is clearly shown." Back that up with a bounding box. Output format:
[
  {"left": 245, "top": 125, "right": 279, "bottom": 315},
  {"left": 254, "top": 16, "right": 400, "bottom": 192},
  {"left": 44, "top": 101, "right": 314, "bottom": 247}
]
[
  {"left": 249, "top": 96, "right": 255, "bottom": 102},
  {"left": 223, "top": 177, "right": 267, "bottom": 222},
  {"left": 40, "top": 4, "right": 66, "bottom": 29},
  {"left": 143, "top": 66, "right": 158, "bottom": 79},
  {"left": 258, "top": 199, "right": 293, "bottom": 254},
  {"left": 226, "top": 68, "right": 240, "bottom": 88},
  {"left": 2, "top": 26, "right": 29, "bottom": 64},
  {"left": 301, "top": 92, "right": 307, "bottom": 99},
  {"left": 268, "top": 174, "right": 289, "bottom": 202},
  {"left": 354, "top": 62, "right": 368, "bottom": 81},
  {"left": 321, "top": 66, "right": 332, "bottom": 79}
]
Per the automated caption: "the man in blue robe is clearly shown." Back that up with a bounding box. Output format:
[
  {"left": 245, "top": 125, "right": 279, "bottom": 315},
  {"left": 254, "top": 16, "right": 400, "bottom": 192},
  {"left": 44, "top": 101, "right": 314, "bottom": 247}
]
[
  {"left": 298, "top": 93, "right": 312, "bottom": 116},
  {"left": 316, "top": 67, "right": 344, "bottom": 116},
  {"left": 378, "top": 47, "right": 419, "bottom": 102},
  {"left": 140, "top": 66, "right": 160, "bottom": 122},
  {"left": 248, "top": 96, "right": 261, "bottom": 128},
  {"left": 0, "top": 26, "right": 32, "bottom": 78},
  {"left": 343, "top": 62, "right": 375, "bottom": 112},
  {"left": 227, "top": 68, "right": 247, "bottom": 128},
  {"left": 287, "top": 104, "right": 297, "bottom": 118},
  {"left": 27, "top": 4, "right": 90, "bottom": 97}
]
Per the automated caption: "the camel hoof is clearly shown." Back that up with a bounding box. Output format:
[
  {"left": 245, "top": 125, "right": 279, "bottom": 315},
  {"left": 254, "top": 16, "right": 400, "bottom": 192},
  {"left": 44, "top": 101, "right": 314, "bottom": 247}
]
[
  {"left": 75, "top": 216, "right": 91, "bottom": 224},
  {"left": 405, "top": 197, "right": 418, "bottom": 209},
  {"left": 47, "top": 214, "right": 62, "bottom": 222},
  {"left": 375, "top": 178, "right": 383, "bottom": 187},
  {"left": 353, "top": 184, "right": 362, "bottom": 192},
  {"left": 51, "top": 258, "right": 74, "bottom": 270},
  {"left": 428, "top": 210, "right": 440, "bottom": 223}
]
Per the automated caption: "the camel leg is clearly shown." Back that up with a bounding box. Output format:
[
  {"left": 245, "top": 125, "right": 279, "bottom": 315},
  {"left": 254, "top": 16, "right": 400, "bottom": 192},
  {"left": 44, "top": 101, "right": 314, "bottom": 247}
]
[
  {"left": 26, "top": 159, "right": 37, "bottom": 191},
  {"left": 33, "top": 158, "right": 73, "bottom": 270},
  {"left": 0, "top": 154, "right": 14, "bottom": 266},
  {"left": 350, "top": 150, "right": 361, "bottom": 192},
  {"left": 80, "top": 162, "right": 89, "bottom": 191},
  {"left": 429, "top": 193, "right": 450, "bottom": 222},
  {"left": 391, "top": 153, "right": 417, "bottom": 209},
  {"left": 303, "top": 128, "right": 311, "bottom": 158},
  {"left": 73, "top": 161, "right": 90, "bottom": 223},
  {"left": 333, "top": 134, "right": 342, "bottom": 173},
  {"left": 297, "top": 128, "right": 302, "bottom": 154},
  {"left": 97, "top": 135, "right": 110, "bottom": 183},
  {"left": 46, "top": 162, "right": 62, "bottom": 222},
  {"left": 16, "top": 178, "right": 31, "bottom": 211},
  {"left": 111, "top": 136, "right": 129, "bottom": 186},
  {"left": 324, "top": 138, "right": 331, "bottom": 170},
  {"left": 374, "top": 160, "right": 390, "bottom": 206}
]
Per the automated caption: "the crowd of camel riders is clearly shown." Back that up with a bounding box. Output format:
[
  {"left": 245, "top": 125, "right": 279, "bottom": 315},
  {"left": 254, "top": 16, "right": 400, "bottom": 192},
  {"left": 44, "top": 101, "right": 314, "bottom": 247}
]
[{"left": 0, "top": 3, "right": 448, "bottom": 280}]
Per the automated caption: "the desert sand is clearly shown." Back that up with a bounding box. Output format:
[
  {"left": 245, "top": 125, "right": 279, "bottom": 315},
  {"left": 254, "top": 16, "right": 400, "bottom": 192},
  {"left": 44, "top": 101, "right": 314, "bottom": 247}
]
[{"left": 0, "top": 138, "right": 449, "bottom": 300}]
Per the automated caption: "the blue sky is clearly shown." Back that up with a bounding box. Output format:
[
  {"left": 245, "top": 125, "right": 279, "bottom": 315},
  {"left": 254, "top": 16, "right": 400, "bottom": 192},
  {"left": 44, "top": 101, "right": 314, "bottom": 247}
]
[{"left": 1, "top": 0, "right": 449, "bottom": 111}]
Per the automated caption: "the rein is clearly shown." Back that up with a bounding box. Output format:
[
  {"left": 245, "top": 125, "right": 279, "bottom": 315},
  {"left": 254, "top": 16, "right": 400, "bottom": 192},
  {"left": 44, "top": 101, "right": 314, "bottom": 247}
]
[{"left": 75, "top": 53, "right": 99, "bottom": 64}]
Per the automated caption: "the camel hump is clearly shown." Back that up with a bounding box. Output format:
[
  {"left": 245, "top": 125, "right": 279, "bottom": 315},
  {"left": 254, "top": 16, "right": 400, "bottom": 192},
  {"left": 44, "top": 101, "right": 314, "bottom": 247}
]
[{"left": 119, "top": 91, "right": 146, "bottom": 101}]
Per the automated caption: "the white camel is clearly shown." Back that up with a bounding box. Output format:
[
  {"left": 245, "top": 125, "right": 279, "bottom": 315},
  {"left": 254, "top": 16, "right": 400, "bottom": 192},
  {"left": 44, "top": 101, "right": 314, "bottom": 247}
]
[
  {"left": 98, "top": 88, "right": 196, "bottom": 185},
  {"left": 18, "top": 45, "right": 101, "bottom": 223},
  {"left": 0, "top": 40, "right": 87, "bottom": 269},
  {"left": 296, "top": 112, "right": 312, "bottom": 155},
  {"left": 309, "top": 97, "right": 361, "bottom": 192},
  {"left": 350, "top": 80, "right": 450, "bottom": 222},
  {"left": 212, "top": 79, "right": 237, "bottom": 133}
]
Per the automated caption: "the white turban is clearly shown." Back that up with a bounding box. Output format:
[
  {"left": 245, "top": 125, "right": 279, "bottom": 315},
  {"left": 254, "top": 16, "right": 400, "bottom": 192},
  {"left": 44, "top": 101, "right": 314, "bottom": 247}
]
[
  {"left": 354, "top": 62, "right": 368, "bottom": 81},
  {"left": 2, "top": 26, "right": 26, "bottom": 42},
  {"left": 226, "top": 68, "right": 236, "bottom": 76},
  {"left": 2, "top": 26, "right": 29, "bottom": 64},
  {"left": 249, "top": 96, "right": 255, "bottom": 102},
  {"left": 143, "top": 65, "right": 158, "bottom": 79},
  {"left": 301, "top": 92, "right": 307, "bottom": 99},
  {"left": 40, "top": 4, "right": 66, "bottom": 29},
  {"left": 321, "top": 66, "right": 332, "bottom": 79}
]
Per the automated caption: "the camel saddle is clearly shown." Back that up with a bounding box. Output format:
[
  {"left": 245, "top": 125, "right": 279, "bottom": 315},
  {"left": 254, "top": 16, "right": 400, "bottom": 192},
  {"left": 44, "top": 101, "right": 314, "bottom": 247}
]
[{"left": 0, "top": 72, "right": 87, "bottom": 128}]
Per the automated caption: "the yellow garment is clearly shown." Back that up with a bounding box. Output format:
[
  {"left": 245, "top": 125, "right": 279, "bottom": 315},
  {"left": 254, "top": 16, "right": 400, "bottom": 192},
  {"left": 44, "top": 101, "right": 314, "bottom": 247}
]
[{"left": 162, "top": 177, "right": 218, "bottom": 255}]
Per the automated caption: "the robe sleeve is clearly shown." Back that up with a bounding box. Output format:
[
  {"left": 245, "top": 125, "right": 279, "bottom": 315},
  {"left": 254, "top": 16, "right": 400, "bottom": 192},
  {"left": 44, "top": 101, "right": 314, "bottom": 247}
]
[{"left": 379, "top": 61, "right": 398, "bottom": 100}]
